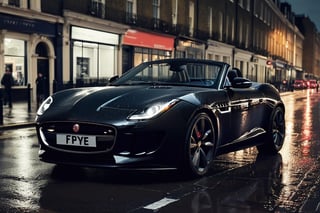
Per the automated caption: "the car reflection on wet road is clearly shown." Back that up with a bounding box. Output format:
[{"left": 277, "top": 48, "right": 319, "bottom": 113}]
[{"left": 0, "top": 89, "right": 319, "bottom": 212}]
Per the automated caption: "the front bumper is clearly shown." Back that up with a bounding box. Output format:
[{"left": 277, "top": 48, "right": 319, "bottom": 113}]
[
  {"left": 36, "top": 101, "right": 196, "bottom": 170},
  {"left": 36, "top": 120, "right": 181, "bottom": 169}
]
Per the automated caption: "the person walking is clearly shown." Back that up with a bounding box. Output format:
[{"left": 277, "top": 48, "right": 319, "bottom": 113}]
[
  {"left": 36, "top": 72, "right": 47, "bottom": 107},
  {"left": 1, "top": 68, "right": 14, "bottom": 108}
]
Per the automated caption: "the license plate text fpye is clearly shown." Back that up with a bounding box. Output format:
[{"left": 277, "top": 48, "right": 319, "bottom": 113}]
[{"left": 56, "top": 134, "right": 96, "bottom": 147}]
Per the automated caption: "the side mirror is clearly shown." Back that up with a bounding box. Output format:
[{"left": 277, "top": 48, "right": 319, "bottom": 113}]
[
  {"left": 108, "top": 75, "right": 119, "bottom": 84},
  {"left": 231, "top": 77, "right": 252, "bottom": 88}
]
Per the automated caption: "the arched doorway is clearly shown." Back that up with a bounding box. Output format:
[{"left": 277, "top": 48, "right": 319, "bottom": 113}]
[
  {"left": 35, "top": 42, "right": 50, "bottom": 99},
  {"left": 36, "top": 42, "right": 50, "bottom": 96}
]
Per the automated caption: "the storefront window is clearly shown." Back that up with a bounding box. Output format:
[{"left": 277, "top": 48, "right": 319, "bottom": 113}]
[
  {"left": 99, "top": 44, "right": 116, "bottom": 78},
  {"left": 4, "top": 38, "right": 25, "bottom": 86},
  {"left": 134, "top": 47, "right": 171, "bottom": 66},
  {"left": 71, "top": 26, "right": 119, "bottom": 85},
  {"left": 73, "top": 41, "right": 116, "bottom": 83}
]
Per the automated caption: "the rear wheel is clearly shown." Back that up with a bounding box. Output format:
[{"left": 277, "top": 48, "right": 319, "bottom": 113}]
[
  {"left": 257, "top": 106, "right": 285, "bottom": 154},
  {"left": 183, "top": 113, "right": 216, "bottom": 177}
]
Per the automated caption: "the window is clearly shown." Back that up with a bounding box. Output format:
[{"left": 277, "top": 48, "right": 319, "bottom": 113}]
[
  {"left": 90, "top": 0, "right": 105, "bottom": 18},
  {"left": 134, "top": 48, "right": 171, "bottom": 66},
  {"left": 260, "top": 3, "right": 264, "bottom": 20},
  {"left": 8, "top": 0, "right": 19, "bottom": 7},
  {"left": 172, "top": 0, "right": 178, "bottom": 25},
  {"left": 73, "top": 41, "right": 116, "bottom": 83},
  {"left": 153, "top": 0, "right": 160, "bottom": 19},
  {"left": 153, "top": 0, "right": 160, "bottom": 28},
  {"left": 245, "top": 23, "right": 249, "bottom": 48},
  {"left": 219, "top": 12, "right": 223, "bottom": 41},
  {"left": 4, "top": 38, "right": 26, "bottom": 86},
  {"left": 254, "top": 1, "right": 259, "bottom": 17},
  {"left": 246, "top": 0, "right": 250, "bottom": 11},
  {"left": 231, "top": 17, "right": 235, "bottom": 41},
  {"left": 208, "top": 7, "right": 213, "bottom": 37},
  {"left": 239, "top": 19, "right": 243, "bottom": 45},
  {"left": 29, "top": 0, "right": 40, "bottom": 11},
  {"left": 223, "top": 56, "right": 230, "bottom": 64},
  {"left": 189, "top": 1, "right": 194, "bottom": 36},
  {"left": 238, "top": 0, "right": 243, "bottom": 8},
  {"left": 71, "top": 26, "right": 119, "bottom": 84},
  {"left": 225, "top": 15, "right": 229, "bottom": 41},
  {"left": 126, "top": 0, "right": 137, "bottom": 24},
  {"left": 5, "top": 0, "right": 33, "bottom": 9}
]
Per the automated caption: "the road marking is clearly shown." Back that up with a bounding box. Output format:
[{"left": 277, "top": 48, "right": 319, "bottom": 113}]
[{"left": 143, "top": 197, "right": 178, "bottom": 210}]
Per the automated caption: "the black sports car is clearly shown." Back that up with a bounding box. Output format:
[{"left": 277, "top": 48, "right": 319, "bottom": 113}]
[{"left": 36, "top": 58, "right": 285, "bottom": 177}]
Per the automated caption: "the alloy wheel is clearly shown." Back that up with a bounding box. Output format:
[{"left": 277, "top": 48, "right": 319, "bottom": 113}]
[
  {"left": 272, "top": 108, "right": 285, "bottom": 150},
  {"left": 188, "top": 113, "right": 215, "bottom": 176}
]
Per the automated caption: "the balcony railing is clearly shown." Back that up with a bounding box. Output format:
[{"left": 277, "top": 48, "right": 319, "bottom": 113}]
[{"left": 100, "top": 8, "right": 270, "bottom": 57}]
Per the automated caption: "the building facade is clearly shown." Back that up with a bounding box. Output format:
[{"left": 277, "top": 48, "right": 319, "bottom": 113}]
[
  {"left": 0, "top": 0, "right": 309, "bottom": 103},
  {"left": 295, "top": 15, "right": 320, "bottom": 79},
  {"left": 0, "top": 0, "right": 63, "bottom": 101}
]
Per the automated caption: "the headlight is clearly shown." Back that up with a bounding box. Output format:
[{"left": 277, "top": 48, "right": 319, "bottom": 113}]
[
  {"left": 37, "top": 96, "right": 53, "bottom": 116},
  {"left": 128, "top": 99, "right": 179, "bottom": 120}
]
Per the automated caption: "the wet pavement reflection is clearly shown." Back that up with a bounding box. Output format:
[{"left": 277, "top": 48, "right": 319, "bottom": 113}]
[
  {"left": 276, "top": 90, "right": 320, "bottom": 212},
  {"left": 0, "top": 90, "right": 320, "bottom": 212},
  {"left": 162, "top": 154, "right": 283, "bottom": 212}
]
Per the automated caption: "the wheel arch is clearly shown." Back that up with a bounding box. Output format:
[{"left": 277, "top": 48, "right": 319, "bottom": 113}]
[{"left": 181, "top": 108, "right": 219, "bottom": 177}]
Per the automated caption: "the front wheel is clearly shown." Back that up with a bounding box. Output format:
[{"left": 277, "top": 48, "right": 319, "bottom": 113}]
[
  {"left": 183, "top": 113, "right": 216, "bottom": 177},
  {"left": 257, "top": 106, "right": 285, "bottom": 154}
]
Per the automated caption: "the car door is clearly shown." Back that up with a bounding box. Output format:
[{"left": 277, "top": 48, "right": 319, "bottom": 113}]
[{"left": 225, "top": 86, "right": 265, "bottom": 144}]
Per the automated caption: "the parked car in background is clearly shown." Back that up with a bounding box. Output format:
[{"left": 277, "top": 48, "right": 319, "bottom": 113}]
[
  {"left": 293, "top": 79, "right": 307, "bottom": 90},
  {"left": 307, "top": 79, "right": 318, "bottom": 89}
]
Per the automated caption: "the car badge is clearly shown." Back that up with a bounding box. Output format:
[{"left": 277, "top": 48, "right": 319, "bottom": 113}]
[{"left": 72, "top": 124, "right": 80, "bottom": 133}]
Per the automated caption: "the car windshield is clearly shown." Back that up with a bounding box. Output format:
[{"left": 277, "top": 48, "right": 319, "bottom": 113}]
[{"left": 112, "top": 59, "right": 227, "bottom": 88}]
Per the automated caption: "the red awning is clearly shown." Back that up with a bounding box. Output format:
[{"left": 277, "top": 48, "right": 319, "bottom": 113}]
[{"left": 123, "top": 30, "right": 174, "bottom": 51}]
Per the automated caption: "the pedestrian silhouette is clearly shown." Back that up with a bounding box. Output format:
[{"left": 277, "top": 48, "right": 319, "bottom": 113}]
[
  {"left": 1, "top": 68, "right": 14, "bottom": 108},
  {"left": 36, "top": 72, "right": 47, "bottom": 107}
]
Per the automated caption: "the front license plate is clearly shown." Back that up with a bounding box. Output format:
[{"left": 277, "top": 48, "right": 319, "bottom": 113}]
[{"left": 56, "top": 134, "right": 96, "bottom": 147}]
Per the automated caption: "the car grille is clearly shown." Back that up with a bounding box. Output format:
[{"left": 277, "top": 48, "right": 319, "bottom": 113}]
[{"left": 39, "top": 122, "right": 116, "bottom": 154}]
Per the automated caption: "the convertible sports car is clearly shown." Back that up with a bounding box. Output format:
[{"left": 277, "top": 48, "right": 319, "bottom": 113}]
[{"left": 36, "top": 58, "right": 285, "bottom": 177}]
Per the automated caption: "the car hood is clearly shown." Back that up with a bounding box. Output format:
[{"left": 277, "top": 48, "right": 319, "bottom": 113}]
[
  {"left": 41, "top": 85, "right": 200, "bottom": 123},
  {"left": 56, "top": 85, "right": 198, "bottom": 108}
]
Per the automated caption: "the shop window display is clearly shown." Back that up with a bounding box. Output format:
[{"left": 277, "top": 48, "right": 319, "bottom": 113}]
[{"left": 4, "top": 38, "right": 26, "bottom": 86}]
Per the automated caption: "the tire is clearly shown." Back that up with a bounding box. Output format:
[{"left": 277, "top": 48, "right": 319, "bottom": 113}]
[
  {"left": 183, "top": 113, "right": 216, "bottom": 177},
  {"left": 257, "top": 106, "right": 285, "bottom": 154}
]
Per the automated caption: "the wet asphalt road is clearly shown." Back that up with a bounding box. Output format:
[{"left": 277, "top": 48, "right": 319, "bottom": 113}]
[{"left": 0, "top": 89, "right": 320, "bottom": 212}]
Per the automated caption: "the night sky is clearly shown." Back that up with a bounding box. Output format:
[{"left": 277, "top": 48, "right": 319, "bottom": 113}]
[{"left": 284, "top": 0, "right": 320, "bottom": 30}]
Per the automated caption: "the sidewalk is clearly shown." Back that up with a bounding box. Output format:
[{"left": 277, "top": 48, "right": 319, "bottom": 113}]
[{"left": 0, "top": 101, "right": 37, "bottom": 130}]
